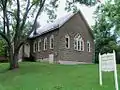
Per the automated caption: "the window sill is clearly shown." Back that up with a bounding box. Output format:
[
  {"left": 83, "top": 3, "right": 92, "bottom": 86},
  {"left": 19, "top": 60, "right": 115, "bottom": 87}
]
[
  {"left": 74, "top": 49, "right": 84, "bottom": 52},
  {"left": 66, "top": 48, "right": 70, "bottom": 50},
  {"left": 78, "top": 50, "right": 84, "bottom": 52},
  {"left": 50, "top": 48, "right": 54, "bottom": 49},
  {"left": 65, "top": 47, "right": 70, "bottom": 49}
]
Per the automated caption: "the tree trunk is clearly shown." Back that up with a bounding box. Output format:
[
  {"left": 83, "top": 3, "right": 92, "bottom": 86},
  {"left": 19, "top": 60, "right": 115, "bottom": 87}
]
[{"left": 9, "top": 47, "right": 19, "bottom": 70}]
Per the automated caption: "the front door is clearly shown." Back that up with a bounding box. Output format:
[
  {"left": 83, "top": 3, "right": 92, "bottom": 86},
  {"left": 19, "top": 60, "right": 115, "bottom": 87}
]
[
  {"left": 49, "top": 54, "right": 54, "bottom": 63},
  {"left": 24, "top": 43, "right": 30, "bottom": 57}
]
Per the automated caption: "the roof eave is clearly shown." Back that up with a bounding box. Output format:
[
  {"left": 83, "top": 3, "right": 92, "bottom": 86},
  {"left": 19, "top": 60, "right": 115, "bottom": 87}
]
[{"left": 78, "top": 11, "right": 94, "bottom": 39}]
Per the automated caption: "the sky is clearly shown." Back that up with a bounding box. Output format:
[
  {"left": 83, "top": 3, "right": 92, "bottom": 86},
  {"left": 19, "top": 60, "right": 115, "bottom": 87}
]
[{"left": 39, "top": 0, "right": 104, "bottom": 27}]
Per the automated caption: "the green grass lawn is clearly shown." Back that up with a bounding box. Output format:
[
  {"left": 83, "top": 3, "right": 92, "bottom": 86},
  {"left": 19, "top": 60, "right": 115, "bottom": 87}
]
[{"left": 0, "top": 62, "right": 120, "bottom": 90}]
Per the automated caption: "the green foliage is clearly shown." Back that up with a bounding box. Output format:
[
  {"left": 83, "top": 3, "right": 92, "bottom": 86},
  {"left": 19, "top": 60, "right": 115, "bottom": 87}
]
[
  {"left": 0, "top": 39, "right": 6, "bottom": 56},
  {"left": 93, "top": 1, "right": 120, "bottom": 63},
  {"left": 94, "top": 1, "right": 120, "bottom": 36},
  {"left": 74, "top": 0, "right": 97, "bottom": 5},
  {"left": 65, "top": 0, "right": 97, "bottom": 13}
]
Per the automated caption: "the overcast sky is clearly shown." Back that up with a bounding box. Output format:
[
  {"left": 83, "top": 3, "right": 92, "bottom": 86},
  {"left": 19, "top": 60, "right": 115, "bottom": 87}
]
[{"left": 39, "top": 0, "right": 105, "bottom": 27}]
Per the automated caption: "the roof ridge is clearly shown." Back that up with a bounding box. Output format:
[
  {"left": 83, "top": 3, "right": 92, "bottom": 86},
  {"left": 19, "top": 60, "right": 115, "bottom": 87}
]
[
  {"left": 29, "top": 10, "right": 94, "bottom": 38},
  {"left": 29, "top": 12, "right": 76, "bottom": 38}
]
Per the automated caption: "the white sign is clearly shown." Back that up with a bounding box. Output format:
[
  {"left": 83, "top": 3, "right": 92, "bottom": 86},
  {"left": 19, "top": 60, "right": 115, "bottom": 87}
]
[
  {"left": 99, "top": 50, "right": 119, "bottom": 90},
  {"left": 101, "top": 53, "right": 114, "bottom": 72}
]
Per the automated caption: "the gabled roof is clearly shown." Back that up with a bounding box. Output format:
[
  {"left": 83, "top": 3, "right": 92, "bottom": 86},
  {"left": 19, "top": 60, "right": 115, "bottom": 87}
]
[
  {"left": 29, "top": 12, "right": 74, "bottom": 38},
  {"left": 29, "top": 11, "right": 94, "bottom": 38}
]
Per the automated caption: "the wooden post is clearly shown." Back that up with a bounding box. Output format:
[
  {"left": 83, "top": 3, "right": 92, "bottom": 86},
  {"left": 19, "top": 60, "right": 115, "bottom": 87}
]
[
  {"left": 113, "top": 50, "right": 119, "bottom": 90},
  {"left": 99, "top": 53, "right": 102, "bottom": 86}
]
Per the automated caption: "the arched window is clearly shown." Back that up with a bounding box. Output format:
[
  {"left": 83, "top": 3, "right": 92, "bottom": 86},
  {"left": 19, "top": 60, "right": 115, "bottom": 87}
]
[
  {"left": 50, "top": 35, "right": 54, "bottom": 49},
  {"left": 44, "top": 37, "right": 47, "bottom": 50},
  {"left": 65, "top": 34, "right": 70, "bottom": 49},
  {"left": 38, "top": 39, "right": 41, "bottom": 52},
  {"left": 33, "top": 41, "right": 37, "bottom": 52},
  {"left": 74, "top": 34, "right": 84, "bottom": 51},
  {"left": 87, "top": 41, "right": 90, "bottom": 52},
  {"left": 80, "top": 39, "right": 84, "bottom": 51}
]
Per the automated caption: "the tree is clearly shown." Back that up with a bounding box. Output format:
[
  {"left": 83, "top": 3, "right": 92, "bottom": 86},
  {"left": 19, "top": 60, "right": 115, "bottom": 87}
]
[
  {"left": 95, "top": 1, "right": 120, "bottom": 36},
  {"left": 93, "top": 1, "right": 120, "bottom": 63},
  {"left": 0, "top": 0, "right": 46, "bottom": 69},
  {"left": 0, "top": 0, "right": 97, "bottom": 70}
]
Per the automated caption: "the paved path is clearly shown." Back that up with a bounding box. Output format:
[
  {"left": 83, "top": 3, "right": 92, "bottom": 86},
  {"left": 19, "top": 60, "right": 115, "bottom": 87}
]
[{"left": 58, "top": 60, "right": 92, "bottom": 65}]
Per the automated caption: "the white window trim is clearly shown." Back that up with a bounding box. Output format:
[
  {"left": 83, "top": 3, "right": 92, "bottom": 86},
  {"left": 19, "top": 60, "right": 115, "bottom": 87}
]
[
  {"left": 74, "top": 34, "right": 80, "bottom": 50},
  {"left": 38, "top": 39, "right": 41, "bottom": 52},
  {"left": 77, "top": 37, "right": 81, "bottom": 51},
  {"left": 80, "top": 39, "right": 84, "bottom": 51},
  {"left": 33, "top": 41, "right": 37, "bottom": 52},
  {"left": 87, "top": 41, "right": 91, "bottom": 52},
  {"left": 65, "top": 34, "right": 70, "bottom": 49},
  {"left": 50, "top": 35, "right": 54, "bottom": 49},
  {"left": 44, "top": 37, "right": 47, "bottom": 50},
  {"left": 74, "top": 38, "right": 77, "bottom": 50},
  {"left": 74, "top": 34, "right": 84, "bottom": 51}
]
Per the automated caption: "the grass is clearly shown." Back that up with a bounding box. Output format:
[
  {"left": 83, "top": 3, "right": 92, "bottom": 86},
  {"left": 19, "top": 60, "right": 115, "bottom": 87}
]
[{"left": 0, "top": 62, "right": 120, "bottom": 90}]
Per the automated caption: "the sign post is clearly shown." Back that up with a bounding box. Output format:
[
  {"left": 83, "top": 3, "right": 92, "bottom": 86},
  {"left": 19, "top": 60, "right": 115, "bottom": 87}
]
[
  {"left": 99, "top": 53, "right": 102, "bottom": 86},
  {"left": 113, "top": 51, "right": 119, "bottom": 90},
  {"left": 99, "top": 50, "right": 119, "bottom": 90}
]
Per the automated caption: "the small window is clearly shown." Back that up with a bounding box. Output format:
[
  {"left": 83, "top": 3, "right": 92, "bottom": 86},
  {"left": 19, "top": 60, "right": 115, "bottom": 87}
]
[
  {"left": 38, "top": 39, "right": 41, "bottom": 52},
  {"left": 87, "top": 41, "right": 90, "bottom": 52},
  {"left": 50, "top": 35, "right": 54, "bottom": 49},
  {"left": 33, "top": 41, "right": 37, "bottom": 52},
  {"left": 65, "top": 34, "right": 70, "bottom": 49},
  {"left": 44, "top": 37, "right": 47, "bottom": 50}
]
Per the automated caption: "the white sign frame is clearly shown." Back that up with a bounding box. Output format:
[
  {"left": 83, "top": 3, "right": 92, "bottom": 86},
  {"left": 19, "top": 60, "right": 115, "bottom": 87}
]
[{"left": 99, "top": 50, "right": 119, "bottom": 90}]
